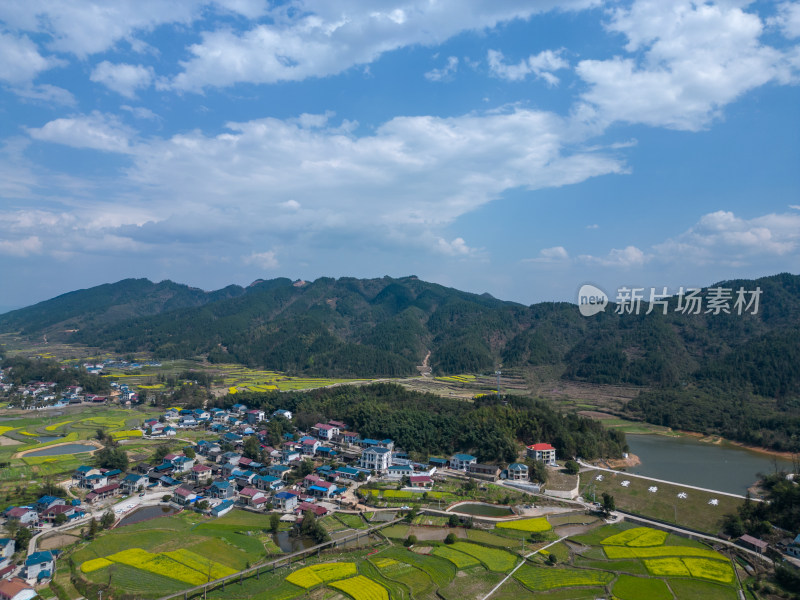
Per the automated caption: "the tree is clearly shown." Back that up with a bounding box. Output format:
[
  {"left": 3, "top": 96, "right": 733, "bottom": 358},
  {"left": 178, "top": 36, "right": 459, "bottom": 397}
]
[
  {"left": 527, "top": 459, "right": 548, "bottom": 484},
  {"left": 153, "top": 445, "right": 171, "bottom": 463},
  {"left": 100, "top": 511, "right": 115, "bottom": 529},
  {"left": 95, "top": 446, "right": 129, "bottom": 471},
  {"left": 564, "top": 460, "right": 580, "bottom": 475},
  {"left": 548, "top": 553, "right": 558, "bottom": 565},
  {"left": 404, "top": 535, "right": 417, "bottom": 547},
  {"left": 270, "top": 512, "right": 281, "bottom": 533},
  {"left": 243, "top": 436, "right": 260, "bottom": 460},
  {"left": 448, "top": 514, "right": 460, "bottom": 528},
  {"left": 444, "top": 533, "right": 457, "bottom": 544},
  {"left": 15, "top": 525, "right": 31, "bottom": 548},
  {"left": 298, "top": 459, "right": 314, "bottom": 478},
  {"left": 54, "top": 513, "right": 68, "bottom": 526},
  {"left": 184, "top": 446, "right": 196, "bottom": 459},
  {"left": 601, "top": 492, "right": 616, "bottom": 515},
  {"left": 87, "top": 518, "right": 98, "bottom": 539},
  {"left": 195, "top": 500, "right": 209, "bottom": 511}
]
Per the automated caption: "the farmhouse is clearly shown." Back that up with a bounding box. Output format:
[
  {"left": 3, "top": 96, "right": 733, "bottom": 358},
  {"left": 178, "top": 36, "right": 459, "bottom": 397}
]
[
  {"left": 360, "top": 447, "right": 392, "bottom": 473},
  {"left": 527, "top": 443, "right": 557, "bottom": 465},
  {"left": 24, "top": 550, "right": 55, "bottom": 581},
  {"left": 450, "top": 454, "right": 477, "bottom": 471},
  {"left": 506, "top": 463, "right": 529, "bottom": 481},
  {"left": 0, "top": 577, "right": 36, "bottom": 600}
]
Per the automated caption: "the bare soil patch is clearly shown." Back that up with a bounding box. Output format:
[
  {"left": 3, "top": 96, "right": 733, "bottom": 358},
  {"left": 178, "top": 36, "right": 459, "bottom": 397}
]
[{"left": 38, "top": 533, "right": 81, "bottom": 550}]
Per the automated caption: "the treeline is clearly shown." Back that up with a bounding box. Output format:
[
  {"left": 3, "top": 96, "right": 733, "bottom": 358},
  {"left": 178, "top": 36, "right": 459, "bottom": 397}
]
[
  {"left": 0, "top": 356, "right": 110, "bottom": 394},
  {"left": 723, "top": 472, "right": 800, "bottom": 535},
  {"left": 626, "top": 384, "right": 800, "bottom": 452},
  {"left": 211, "top": 383, "right": 628, "bottom": 464}
]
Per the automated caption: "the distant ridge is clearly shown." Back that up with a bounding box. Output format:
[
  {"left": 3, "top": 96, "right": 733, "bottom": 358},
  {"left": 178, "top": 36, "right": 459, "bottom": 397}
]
[{"left": 3, "top": 273, "right": 800, "bottom": 449}]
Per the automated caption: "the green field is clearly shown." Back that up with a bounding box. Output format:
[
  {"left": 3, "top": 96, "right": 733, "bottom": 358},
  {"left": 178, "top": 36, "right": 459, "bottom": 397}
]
[
  {"left": 64, "top": 514, "right": 751, "bottom": 600},
  {"left": 581, "top": 469, "right": 743, "bottom": 533}
]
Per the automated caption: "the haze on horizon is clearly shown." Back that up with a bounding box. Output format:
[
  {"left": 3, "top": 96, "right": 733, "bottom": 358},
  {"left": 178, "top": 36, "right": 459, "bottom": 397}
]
[{"left": 1, "top": 0, "right": 799, "bottom": 313}]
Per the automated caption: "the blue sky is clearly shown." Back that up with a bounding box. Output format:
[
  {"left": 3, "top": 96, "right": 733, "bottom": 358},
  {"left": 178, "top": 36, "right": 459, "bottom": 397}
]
[{"left": 1, "top": 0, "right": 799, "bottom": 312}]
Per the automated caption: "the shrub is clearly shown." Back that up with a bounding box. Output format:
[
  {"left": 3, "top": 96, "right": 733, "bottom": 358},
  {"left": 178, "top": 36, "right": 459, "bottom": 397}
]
[
  {"left": 404, "top": 535, "right": 418, "bottom": 547},
  {"left": 444, "top": 533, "right": 457, "bottom": 544}
]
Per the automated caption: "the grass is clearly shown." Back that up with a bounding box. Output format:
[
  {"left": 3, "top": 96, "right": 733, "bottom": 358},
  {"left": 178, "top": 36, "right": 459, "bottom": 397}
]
[
  {"left": 336, "top": 512, "right": 369, "bottom": 529},
  {"left": 495, "top": 517, "right": 551, "bottom": 533},
  {"left": 380, "top": 561, "right": 435, "bottom": 598},
  {"left": 513, "top": 564, "right": 614, "bottom": 591},
  {"left": 573, "top": 558, "right": 649, "bottom": 575},
  {"left": 580, "top": 468, "right": 742, "bottom": 533},
  {"left": 668, "top": 578, "right": 740, "bottom": 600},
  {"left": 466, "top": 528, "right": 526, "bottom": 549},
  {"left": 432, "top": 546, "right": 481, "bottom": 569},
  {"left": 330, "top": 575, "right": 390, "bottom": 600},
  {"left": 449, "top": 542, "right": 518, "bottom": 572},
  {"left": 379, "top": 547, "right": 456, "bottom": 589},
  {"left": 612, "top": 574, "right": 672, "bottom": 600}
]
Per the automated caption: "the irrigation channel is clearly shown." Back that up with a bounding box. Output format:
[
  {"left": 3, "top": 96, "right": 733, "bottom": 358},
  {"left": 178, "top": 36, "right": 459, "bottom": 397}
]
[{"left": 156, "top": 516, "right": 404, "bottom": 600}]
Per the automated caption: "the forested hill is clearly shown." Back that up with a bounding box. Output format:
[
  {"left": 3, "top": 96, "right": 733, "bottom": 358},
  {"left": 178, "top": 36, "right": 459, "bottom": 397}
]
[
  {"left": 0, "top": 278, "right": 247, "bottom": 335},
  {"left": 2, "top": 273, "right": 799, "bottom": 393}
]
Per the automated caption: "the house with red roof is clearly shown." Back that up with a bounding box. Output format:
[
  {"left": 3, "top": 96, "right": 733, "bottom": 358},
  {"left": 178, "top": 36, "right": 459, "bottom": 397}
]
[
  {"left": 526, "top": 443, "right": 556, "bottom": 465},
  {"left": 295, "top": 502, "right": 328, "bottom": 518}
]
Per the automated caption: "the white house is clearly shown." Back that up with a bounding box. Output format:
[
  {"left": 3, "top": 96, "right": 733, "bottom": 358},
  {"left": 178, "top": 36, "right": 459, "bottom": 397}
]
[
  {"left": 450, "top": 454, "right": 477, "bottom": 471},
  {"left": 360, "top": 447, "right": 392, "bottom": 473}
]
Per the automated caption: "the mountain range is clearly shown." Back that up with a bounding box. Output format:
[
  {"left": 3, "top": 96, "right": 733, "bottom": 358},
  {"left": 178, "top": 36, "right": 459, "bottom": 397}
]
[{"left": 2, "top": 273, "right": 799, "bottom": 450}]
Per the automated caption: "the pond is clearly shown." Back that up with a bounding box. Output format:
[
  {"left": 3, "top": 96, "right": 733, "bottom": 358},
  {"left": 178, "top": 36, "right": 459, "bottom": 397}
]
[
  {"left": 625, "top": 434, "right": 795, "bottom": 495},
  {"left": 274, "top": 531, "right": 318, "bottom": 553},
  {"left": 447, "top": 502, "right": 513, "bottom": 517},
  {"left": 25, "top": 443, "right": 96, "bottom": 456},
  {"left": 117, "top": 505, "right": 180, "bottom": 527}
]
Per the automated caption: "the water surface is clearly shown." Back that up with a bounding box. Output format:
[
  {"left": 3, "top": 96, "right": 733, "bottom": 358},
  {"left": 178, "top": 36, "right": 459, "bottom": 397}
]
[
  {"left": 26, "top": 443, "right": 95, "bottom": 456},
  {"left": 448, "top": 502, "right": 513, "bottom": 517},
  {"left": 117, "top": 505, "right": 179, "bottom": 527},
  {"left": 625, "top": 434, "right": 794, "bottom": 495}
]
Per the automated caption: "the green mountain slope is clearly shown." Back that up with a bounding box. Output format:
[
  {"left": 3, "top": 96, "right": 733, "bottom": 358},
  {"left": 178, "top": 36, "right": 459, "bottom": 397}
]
[{"left": 3, "top": 273, "right": 800, "bottom": 449}]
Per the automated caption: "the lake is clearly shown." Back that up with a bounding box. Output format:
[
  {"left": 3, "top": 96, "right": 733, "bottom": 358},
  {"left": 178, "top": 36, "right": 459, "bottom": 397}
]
[
  {"left": 26, "top": 443, "right": 96, "bottom": 456},
  {"left": 447, "top": 502, "right": 513, "bottom": 517},
  {"left": 625, "top": 434, "right": 795, "bottom": 495},
  {"left": 117, "top": 505, "right": 180, "bottom": 527}
]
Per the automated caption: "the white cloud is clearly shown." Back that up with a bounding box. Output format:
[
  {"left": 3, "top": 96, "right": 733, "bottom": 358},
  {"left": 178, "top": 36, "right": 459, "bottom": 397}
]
[
  {"left": 27, "top": 112, "right": 133, "bottom": 153},
  {"left": 0, "top": 31, "right": 63, "bottom": 84},
  {"left": 425, "top": 56, "right": 458, "bottom": 81},
  {"left": 487, "top": 49, "right": 568, "bottom": 85},
  {"left": 580, "top": 246, "right": 648, "bottom": 267},
  {"left": 654, "top": 210, "right": 800, "bottom": 263},
  {"left": 244, "top": 250, "right": 279, "bottom": 269},
  {"left": 576, "top": 0, "right": 800, "bottom": 131},
  {"left": 0, "top": 1, "right": 203, "bottom": 58},
  {"left": 436, "top": 237, "right": 475, "bottom": 256},
  {"left": 586, "top": 224, "right": 599, "bottom": 229},
  {"left": 165, "top": 1, "right": 599, "bottom": 91},
  {"left": 91, "top": 61, "right": 154, "bottom": 98},
  {"left": 119, "top": 108, "right": 625, "bottom": 238},
  {"left": 525, "top": 246, "right": 570, "bottom": 263},
  {"left": 12, "top": 84, "right": 76, "bottom": 106},
  {"left": 120, "top": 105, "right": 159, "bottom": 121},
  {"left": 770, "top": 2, "right": 800, "bottom": 39},
  {"left": 0, "top": 235, "right": 43, "bottom": 257}
]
